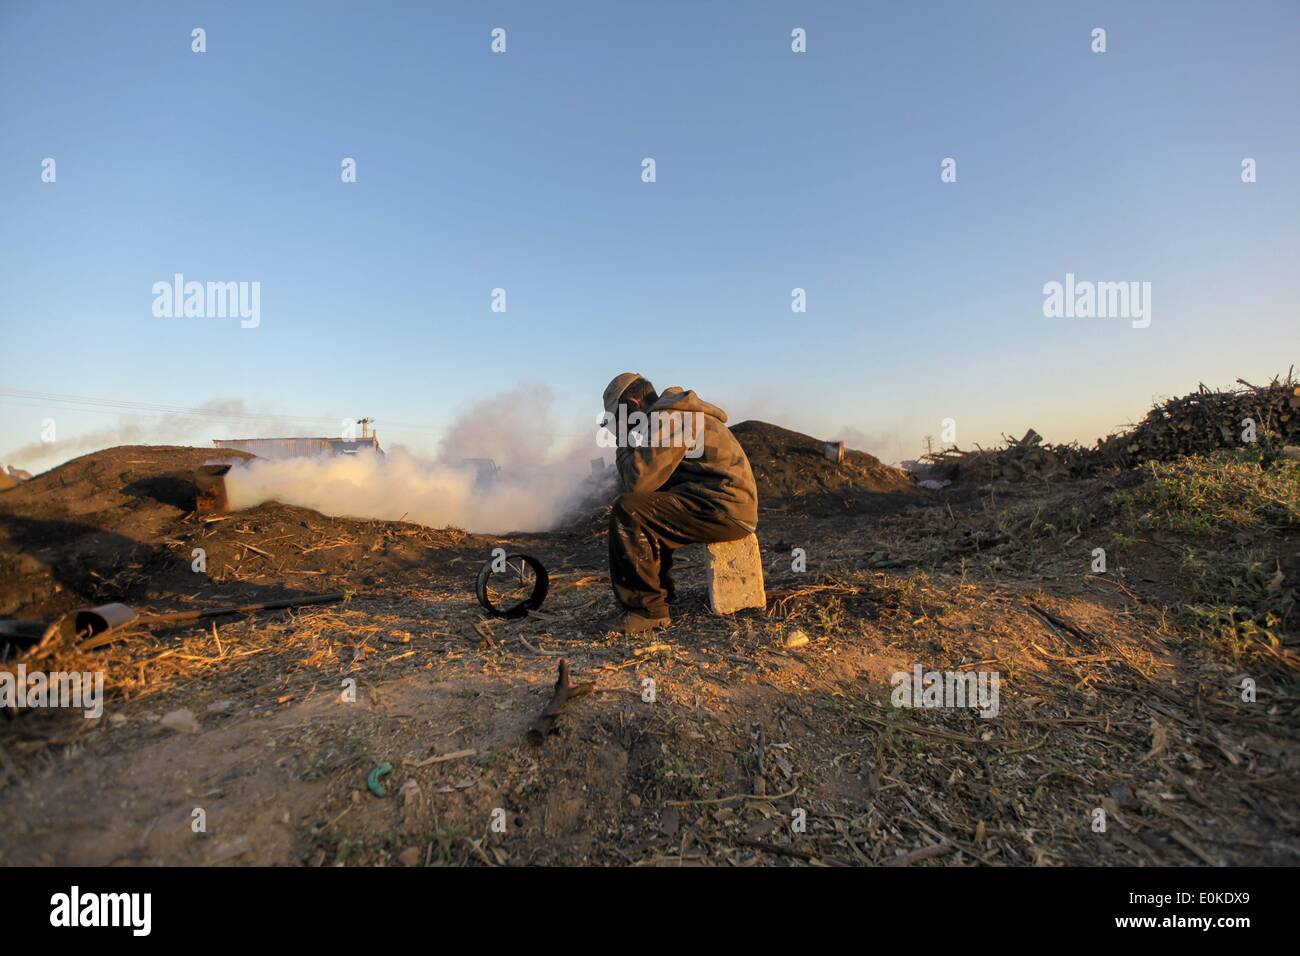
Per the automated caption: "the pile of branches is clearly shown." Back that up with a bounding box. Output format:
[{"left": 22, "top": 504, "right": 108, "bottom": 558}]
[
  {"left": 1099, "top": 373, "right": 1300, "bottom": 466},
  {"left": 925, "top": 372, "right": 1300, "bottom": 485},
  {"left": 923, "top": 428, "right": 1091, "bottom": 484}
]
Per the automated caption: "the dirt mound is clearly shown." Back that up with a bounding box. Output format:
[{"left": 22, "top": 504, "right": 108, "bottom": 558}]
[
  {"left": 0, "top": 445, "right": 486, "bottom": 622},
  {"left": 1, "top": 444, "right": 252, "bottom": 517},
  {"left": 562, "top": 421, "right": 921, "bottom": 532},
  {"left": 731, "top": 420, "right": 917, "bottom": 509}
]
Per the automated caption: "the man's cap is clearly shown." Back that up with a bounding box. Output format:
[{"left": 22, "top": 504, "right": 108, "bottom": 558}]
[{"left": 603, "top": 372, "right": 644, "bottom": 417}]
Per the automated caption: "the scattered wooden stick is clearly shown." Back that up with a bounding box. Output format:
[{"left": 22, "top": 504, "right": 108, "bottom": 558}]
[
  {"left": 883, "top": 841, "right": 957, "bottom": 866},
  {"left": 406, "top": 748, "right": 477, "bottom": 769},
  {"left": 853, "top": 713, "right": 983, "bottom": 746},
  {"left": 734, "top": 838, "right": 846, "bottom": 866},
  {"left": 666, "top": 785, "right": 799, "bottom": 808},
  {"left": 517, "top": 634, "right": 562, "bottom": 656},
  {"left": 1029, "top": 643, "right": 1122, "bottom": 665},
  {"left": 1027, "top": 603, "right": 1093, "bottom": 645},
  {"left": 633, "top": 642, "right": 672, "bottom": 657}
]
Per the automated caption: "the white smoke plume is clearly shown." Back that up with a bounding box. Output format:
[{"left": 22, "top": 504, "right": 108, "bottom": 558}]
[
  {"left": 224, "top": 387, "right": 604, "bottom": 534},
  {"left": 3, "top": 400, "right": 297, "bottom": 469},
  {"left": 830, "top": 425, "right": 908, "bottom": 468}
]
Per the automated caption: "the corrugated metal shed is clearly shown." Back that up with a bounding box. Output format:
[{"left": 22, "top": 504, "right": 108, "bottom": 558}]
[{"left": 212, "top": 435, "right": 383, "bottom": 460}]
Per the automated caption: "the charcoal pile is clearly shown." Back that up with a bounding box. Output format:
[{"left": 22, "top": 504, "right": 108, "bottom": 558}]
[
  {"left": 0, "top": 445, "right": 483, "bottom": 620},
  {"left": 926, "top": 373, "right": 1300, "bottom": 485},
  {"left": 730, "top": 421, "right": 914, "bottom": 499}
]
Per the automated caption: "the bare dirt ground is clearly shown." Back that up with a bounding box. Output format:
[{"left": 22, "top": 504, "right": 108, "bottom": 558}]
[{"left": 0, "top": 436, "right": 1296, "bottom": 867}]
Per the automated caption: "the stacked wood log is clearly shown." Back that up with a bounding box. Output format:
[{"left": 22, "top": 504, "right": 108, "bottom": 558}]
[
  {"left": 1099, "top": 376, "right": 1300, "bottom": 468},
  {"left": 925, "top": 373, "right": 1300, "bottom": 485}
]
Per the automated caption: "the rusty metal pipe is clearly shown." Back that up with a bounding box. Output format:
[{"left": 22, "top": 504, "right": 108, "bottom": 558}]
[{"left": 194, "top": 463, "right": 232, "bottom": 514}]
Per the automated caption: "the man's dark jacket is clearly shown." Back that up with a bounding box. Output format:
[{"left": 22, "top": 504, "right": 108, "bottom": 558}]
[{"left": 614, "top": 387, "right": 758, "bottom": 532}]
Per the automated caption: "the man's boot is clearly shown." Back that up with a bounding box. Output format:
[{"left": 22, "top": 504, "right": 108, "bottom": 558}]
[
  {"left": 661, "top": 549, "right": 678, "bottom": 608},
  {"left": 597, "top": 610, "right": 671, "bottom": 636}
]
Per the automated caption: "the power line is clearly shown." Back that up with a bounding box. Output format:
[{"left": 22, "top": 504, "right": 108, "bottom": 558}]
[
  {"left": 0, "top": 388, "right": 449, "bottom": 434},
  {"left": 0, "top": 388, "right": 598, "bottom": 440}
]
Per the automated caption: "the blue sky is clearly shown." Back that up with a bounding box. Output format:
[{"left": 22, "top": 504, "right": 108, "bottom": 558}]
[{"left": 2, "top": 0, "right": 1297, "bottom": 470}]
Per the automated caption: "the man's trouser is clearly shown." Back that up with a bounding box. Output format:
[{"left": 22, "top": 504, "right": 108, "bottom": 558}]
[{"left": 609, "top": 491, "right": 752, "bottom": 618}]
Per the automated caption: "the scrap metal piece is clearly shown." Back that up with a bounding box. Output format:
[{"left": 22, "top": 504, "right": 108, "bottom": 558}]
[
  {"left": 136, "top": 592, "right": 345, "bottom": 629},
  {"left": 527, "top": 659, "right": 594, "bottom": 742},
  {"left": 19, "top": 593, "right": 348, "bottom": 659},
  {"left": 56, "top": 602, "right": 139, "bottom": 641},
  {"left": 475, "top": 553, "right": 549, "bottom": 619},
  {"left": 1, "top": 603, "right": 138, "bottom": 659},
  {"left": 194, "top": 463, "right": 232, "bottom": 514}
]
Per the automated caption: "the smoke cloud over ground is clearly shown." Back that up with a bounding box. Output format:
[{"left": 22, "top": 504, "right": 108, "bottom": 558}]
[
  {"left": 224, "top": 387, "right": 603, "bottom": 534},
  {"left": 4, "top": 400, "right": 297, "bottom": 469}
]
